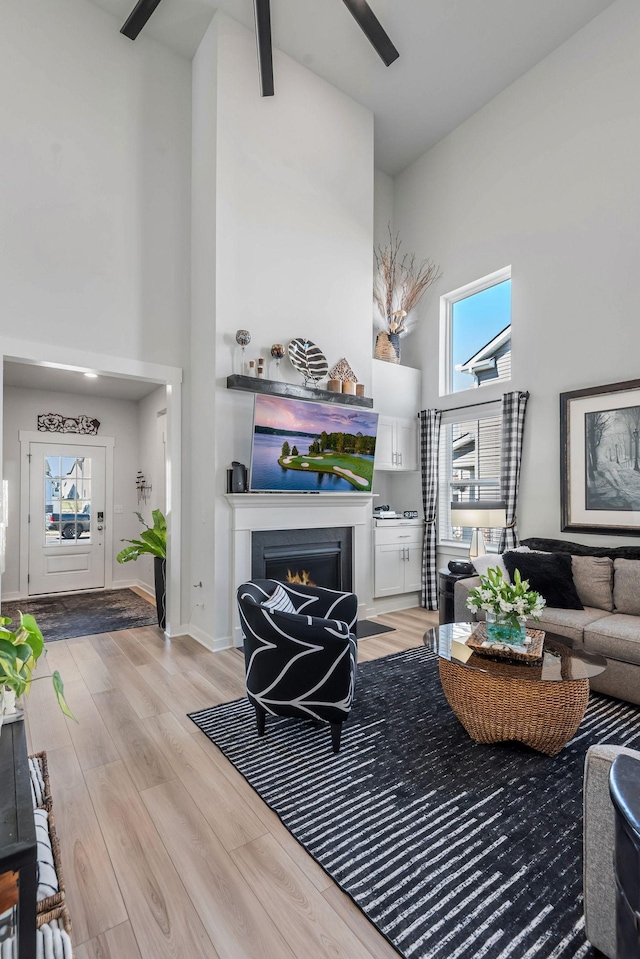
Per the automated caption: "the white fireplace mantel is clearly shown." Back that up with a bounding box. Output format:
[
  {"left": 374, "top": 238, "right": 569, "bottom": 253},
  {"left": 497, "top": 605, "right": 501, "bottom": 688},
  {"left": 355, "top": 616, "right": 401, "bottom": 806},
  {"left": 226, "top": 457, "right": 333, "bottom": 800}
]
[{"left": 226, "top": 492, "right": 376, "bottom": 644}]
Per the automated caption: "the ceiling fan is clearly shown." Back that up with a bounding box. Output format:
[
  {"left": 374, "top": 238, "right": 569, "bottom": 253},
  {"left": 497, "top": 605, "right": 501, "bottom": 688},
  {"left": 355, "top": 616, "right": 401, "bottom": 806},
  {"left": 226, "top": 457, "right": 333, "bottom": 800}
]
[
  {"left": 254, "top": 0, "right": 399, "bottom": 97},
  {"left": 120, "top": 0, "right": 399, "bottom": 97}
]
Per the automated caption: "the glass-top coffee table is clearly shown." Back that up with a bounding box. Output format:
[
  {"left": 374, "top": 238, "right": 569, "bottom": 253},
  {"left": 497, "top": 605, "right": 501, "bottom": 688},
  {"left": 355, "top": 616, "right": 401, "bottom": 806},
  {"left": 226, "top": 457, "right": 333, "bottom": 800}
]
[{"left": 424, "top": 623, "right": 607, "bottom": 755}]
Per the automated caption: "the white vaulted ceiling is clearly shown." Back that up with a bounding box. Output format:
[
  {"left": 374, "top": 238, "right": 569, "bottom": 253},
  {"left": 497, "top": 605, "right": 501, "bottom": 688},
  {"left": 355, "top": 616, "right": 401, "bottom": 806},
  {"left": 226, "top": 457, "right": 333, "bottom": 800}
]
[{"left": 85, "top": 0, "right": 615, "bottom": 174}]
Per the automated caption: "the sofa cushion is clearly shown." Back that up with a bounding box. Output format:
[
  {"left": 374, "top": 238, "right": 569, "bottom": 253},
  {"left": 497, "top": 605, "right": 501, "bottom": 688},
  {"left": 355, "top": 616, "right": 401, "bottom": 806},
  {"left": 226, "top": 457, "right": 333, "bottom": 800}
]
[
  {"left": 530, "top": 607, "right": 610, "bottom": 645},
  {"left": 584, "top": 614, "right": 640, "bottom": 667},
  {"left": 572, "top": 555, "right": 614, "bottom": 612},
  {"left": 503, "top": 551, "right": 583, "bottom": 610},
  {"left": 613, "top": 559, "right": 640, "bottom": 615},
  {"left": 472, "top": 546, "right": 530, "bottom": 581}
]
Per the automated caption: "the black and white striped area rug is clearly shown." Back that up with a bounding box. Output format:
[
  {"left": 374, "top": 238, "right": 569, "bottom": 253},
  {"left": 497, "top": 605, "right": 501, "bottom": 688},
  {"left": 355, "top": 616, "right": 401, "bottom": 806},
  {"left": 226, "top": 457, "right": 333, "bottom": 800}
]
[{"left": 189, "top": 646, "right": 640, "bottom": 959}]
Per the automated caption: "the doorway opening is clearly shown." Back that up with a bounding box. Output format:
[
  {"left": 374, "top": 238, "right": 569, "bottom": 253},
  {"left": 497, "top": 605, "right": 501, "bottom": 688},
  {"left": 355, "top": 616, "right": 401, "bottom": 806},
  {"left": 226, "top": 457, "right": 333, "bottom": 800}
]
[{"left": 0, "top": 343, "right": 182, "bottom": 637}]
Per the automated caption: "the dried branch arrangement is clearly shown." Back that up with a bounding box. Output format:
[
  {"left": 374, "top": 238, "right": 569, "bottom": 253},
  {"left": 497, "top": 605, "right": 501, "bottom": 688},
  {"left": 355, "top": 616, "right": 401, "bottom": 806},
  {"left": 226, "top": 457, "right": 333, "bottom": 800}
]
[{"left": 373, "top": 229, "right": 441, "bottom": 335}]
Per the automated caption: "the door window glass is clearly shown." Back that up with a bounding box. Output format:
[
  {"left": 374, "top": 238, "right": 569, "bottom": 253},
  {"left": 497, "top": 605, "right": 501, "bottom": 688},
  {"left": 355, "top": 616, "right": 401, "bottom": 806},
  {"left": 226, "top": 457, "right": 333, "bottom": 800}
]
[{"left": 44, "top": 456, "right": 92, "bottom": 545}]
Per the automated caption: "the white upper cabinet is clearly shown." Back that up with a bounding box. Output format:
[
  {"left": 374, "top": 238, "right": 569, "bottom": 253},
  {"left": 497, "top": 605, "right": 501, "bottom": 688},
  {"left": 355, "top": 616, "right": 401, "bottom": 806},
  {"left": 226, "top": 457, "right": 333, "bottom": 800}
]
[
  {"left": 375, "top": 416, "right": 418, "bottom": 471},
  {"left": 372, "top": 360, "right": 421, "bottom": 472}
]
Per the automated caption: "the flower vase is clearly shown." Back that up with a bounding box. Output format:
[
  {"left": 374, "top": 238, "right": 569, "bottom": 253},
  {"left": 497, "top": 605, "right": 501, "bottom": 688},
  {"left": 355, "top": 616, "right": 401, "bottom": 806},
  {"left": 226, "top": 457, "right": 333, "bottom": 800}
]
[
  {"left": 485, "top": 611, "right": 527, "bottom": 646},
  {"left": 374, "top": 331, "right": 401, "bottom": 364}
]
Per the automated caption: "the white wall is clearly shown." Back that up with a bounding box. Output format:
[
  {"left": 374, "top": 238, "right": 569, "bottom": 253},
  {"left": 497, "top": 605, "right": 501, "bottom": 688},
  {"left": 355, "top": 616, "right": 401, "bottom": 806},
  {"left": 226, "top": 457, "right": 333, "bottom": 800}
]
[
  {"left": 394, "top": 0, "right": 640, "bottom": 550},
  {"left": 191, "top": 13, "right": 374, "bottom": 646},
  {"left": 374, "top": 170, "right": 394, "bottom": 247},
  {"left": 0, "top": 0, "right": 192, "bottom": 369},
  {"left": 2, "top": 387, "right": 142, "bottom": 597},
  {"left": 136, "top": 386, "right": 167, "bottom": 593},
  {"left": 0, "top": 0, "right": 190, "bottom": 623}
]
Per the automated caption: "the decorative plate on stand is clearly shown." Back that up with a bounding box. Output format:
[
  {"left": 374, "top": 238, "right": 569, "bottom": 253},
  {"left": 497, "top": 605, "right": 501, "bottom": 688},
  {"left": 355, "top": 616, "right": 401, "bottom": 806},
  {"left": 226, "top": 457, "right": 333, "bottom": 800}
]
[{"left": 288, "top": 338, "right": 329, "bottom": 386}]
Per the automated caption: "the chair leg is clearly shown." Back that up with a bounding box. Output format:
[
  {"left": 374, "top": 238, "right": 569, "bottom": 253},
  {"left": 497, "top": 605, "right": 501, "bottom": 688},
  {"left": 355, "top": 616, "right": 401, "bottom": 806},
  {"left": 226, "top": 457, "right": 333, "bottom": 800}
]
[
  {"left": 254, "top": 705, "right": 266, "bottom": 736},
  {"left": 331, "top": 723, "right": 343, "bottom": 753}
]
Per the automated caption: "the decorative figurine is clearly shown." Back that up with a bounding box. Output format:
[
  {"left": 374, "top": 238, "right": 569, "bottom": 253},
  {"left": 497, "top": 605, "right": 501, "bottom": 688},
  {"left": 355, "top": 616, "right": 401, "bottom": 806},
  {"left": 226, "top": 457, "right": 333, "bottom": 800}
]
[{"left": 235, "top": 329, "right": 251, "bottom": 375}]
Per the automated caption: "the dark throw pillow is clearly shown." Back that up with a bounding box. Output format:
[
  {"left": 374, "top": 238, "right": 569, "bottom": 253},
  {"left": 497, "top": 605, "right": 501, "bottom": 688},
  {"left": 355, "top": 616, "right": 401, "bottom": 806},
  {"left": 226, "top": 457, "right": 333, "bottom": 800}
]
[{"left": 502, "top": 551, "right": 584, "bottom": 610}]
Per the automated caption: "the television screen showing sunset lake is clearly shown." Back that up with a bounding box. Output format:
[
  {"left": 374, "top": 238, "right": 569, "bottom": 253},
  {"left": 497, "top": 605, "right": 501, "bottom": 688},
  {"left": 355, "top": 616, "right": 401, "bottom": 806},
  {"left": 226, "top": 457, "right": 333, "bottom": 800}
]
[{"left": 250, "top": 394, "right": 379, "bottom": 493}]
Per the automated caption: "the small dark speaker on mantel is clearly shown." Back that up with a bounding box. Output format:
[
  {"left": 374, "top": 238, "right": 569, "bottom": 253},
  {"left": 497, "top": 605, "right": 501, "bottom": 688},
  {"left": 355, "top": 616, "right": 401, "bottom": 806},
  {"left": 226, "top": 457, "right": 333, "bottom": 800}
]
[{"left": 228, "top": 461, "right": 248, "bottom": 493}]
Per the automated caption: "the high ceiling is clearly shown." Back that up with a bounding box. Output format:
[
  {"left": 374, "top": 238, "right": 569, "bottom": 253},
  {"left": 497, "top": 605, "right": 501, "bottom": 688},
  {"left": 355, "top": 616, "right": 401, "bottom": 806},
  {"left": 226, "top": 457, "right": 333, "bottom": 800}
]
[{"left": 86, "top": 0, "right": 615, "bottom": 174}]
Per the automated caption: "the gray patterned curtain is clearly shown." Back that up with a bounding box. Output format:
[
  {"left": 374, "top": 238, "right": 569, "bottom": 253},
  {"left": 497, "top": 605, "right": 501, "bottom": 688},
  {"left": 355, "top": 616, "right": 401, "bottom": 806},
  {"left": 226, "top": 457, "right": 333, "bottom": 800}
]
[
  {"left": 419, "top": 409, "right": 442, "bottom": 610},
  {"left": 498, "top": 391, "right": 530, "bottom": 552}
]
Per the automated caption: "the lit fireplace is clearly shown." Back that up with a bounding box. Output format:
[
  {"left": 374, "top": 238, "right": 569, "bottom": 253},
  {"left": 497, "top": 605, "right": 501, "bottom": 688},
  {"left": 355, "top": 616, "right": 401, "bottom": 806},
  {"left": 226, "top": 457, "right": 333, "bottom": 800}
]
[
  {"left": 286, "top": 569, "right": 316, "bottom": 586},
  {"left": 252, "top": 527, "right": 352, "bottom": 592}
]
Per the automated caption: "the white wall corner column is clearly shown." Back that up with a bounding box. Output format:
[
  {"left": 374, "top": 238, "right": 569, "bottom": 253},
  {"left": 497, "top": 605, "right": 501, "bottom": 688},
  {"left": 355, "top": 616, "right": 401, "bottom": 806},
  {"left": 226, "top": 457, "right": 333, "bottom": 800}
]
[{"left": 226, "top": 493, "right": 376, "bottom": 646}]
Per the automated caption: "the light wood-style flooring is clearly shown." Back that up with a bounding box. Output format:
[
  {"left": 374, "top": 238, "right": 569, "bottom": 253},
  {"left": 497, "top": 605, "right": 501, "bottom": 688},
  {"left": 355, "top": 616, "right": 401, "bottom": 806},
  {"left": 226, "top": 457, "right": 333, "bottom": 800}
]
[{"left": 25, "top": 606, "right": 438, "bottom": 959}]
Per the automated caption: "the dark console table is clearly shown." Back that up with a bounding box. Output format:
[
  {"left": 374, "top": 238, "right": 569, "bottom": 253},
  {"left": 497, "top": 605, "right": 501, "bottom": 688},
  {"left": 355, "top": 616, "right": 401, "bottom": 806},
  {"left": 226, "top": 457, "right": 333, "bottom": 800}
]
[
  {"left": 0, "top": 720, "right": 37, "bottom": 959},
  {"left": 438, "top": 568, "right": 473, "bottom": 625}
]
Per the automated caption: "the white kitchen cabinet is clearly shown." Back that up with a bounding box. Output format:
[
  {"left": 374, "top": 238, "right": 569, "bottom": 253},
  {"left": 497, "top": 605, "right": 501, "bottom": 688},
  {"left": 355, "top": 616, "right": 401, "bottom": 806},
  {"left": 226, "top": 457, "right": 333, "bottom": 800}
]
[
  {"left": 374, "top": 521, "right": 423, "bottom": 597},
  {"left": 375, "top": 416, "right": 418, "bottom": 471}
]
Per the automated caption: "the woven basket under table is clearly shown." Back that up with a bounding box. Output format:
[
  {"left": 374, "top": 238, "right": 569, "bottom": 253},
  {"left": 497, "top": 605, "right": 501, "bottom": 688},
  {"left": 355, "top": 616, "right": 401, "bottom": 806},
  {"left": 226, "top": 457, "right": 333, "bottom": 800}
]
[
  {"left": 30, "top": 750, "right": 54, "bottom": 812},
  {"left": 36, "top": 808, "right": 66, "bottom": 915},
  {"left": 36, "top": 902, "right": 72, "bottom": 936}
]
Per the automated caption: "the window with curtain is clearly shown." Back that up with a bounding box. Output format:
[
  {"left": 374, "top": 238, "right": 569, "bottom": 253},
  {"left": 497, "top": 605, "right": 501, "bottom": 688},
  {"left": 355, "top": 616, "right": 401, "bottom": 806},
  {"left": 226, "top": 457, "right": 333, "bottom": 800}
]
[{"left": 438, "top": 402, "right": 503, "bottom": 548}]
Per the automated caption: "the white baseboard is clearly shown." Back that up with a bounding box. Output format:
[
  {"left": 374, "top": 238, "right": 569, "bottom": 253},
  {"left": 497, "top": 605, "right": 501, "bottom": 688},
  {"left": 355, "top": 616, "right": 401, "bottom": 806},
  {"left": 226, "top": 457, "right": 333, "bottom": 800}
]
[
  {"left": 2, "top": 581, "right": 156, "bottom": 604},
  {"left": 172, "top": 621, "right": 232, "bottom": 653},
  {"left": 370, "top": 592, "right": 421, "bottom": 617},
  {"left": 134, "top": 580, "right": 155, "bottom": 600}
]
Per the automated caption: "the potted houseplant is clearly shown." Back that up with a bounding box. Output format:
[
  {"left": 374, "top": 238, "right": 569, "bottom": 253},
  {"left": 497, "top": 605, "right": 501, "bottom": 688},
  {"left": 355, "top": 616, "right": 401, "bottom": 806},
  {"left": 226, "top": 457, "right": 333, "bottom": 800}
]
[
  {"left": 0, "top": 612, "right": 74, "bottom": 729},
  {"left": 373, "top": 229, "right": 441, "bottom": 364},
  {"left": 117, "top": 510, "right": 167, "bottom": 629},
  {"left": 466, "top": 566, "right": 546, "bottom": 646}
]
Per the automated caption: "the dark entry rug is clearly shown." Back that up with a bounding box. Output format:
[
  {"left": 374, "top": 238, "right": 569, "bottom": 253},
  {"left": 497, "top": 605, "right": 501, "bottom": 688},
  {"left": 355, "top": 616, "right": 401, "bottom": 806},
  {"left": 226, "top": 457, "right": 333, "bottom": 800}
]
[
  {"left": 189, "top": 645, "right": 640, "bottom": 959},
  {"left": 2, "top": 589, "right": 158, "bottom": 642},
  {"left": 356, "top": 619, "right": 395, "bottom": 638}
]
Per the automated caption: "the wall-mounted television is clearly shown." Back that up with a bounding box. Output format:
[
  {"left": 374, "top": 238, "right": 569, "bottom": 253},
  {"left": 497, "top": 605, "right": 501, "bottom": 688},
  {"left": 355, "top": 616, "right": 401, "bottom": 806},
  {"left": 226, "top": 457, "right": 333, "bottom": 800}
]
[{"left": 250, "top": 394, "right": 379, "bottom": 493}]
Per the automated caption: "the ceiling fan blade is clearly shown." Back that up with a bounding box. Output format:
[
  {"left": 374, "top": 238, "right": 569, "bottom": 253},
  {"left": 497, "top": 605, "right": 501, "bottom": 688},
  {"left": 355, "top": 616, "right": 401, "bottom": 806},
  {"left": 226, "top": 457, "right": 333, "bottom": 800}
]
[
  {"left": 340, "top": 0, "right": 399, "bottom": 67},
  {"left": 121, "top": 0, "right": 164, "bottom": 40},
  {"left": 254, "top": 0, "right": 275, "bottom": 96}
]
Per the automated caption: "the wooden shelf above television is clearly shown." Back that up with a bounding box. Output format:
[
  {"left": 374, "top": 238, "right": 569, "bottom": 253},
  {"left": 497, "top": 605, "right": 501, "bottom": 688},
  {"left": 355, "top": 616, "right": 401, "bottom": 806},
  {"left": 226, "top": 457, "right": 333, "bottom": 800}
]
[{"left": 226, "top": 374, "right": 374, "bottom": 409}]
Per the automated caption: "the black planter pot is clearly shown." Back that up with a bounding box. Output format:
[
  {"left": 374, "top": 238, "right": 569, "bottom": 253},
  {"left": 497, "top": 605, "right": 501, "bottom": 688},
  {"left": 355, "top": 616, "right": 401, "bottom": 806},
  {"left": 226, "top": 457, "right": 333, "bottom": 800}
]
[{"left": 154, "top": 556, "right": 167, "bottom": 630}]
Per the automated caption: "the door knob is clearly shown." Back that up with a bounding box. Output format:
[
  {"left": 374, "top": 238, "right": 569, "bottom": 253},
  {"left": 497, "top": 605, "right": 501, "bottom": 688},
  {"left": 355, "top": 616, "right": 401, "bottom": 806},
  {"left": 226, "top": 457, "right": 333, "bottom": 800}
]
[{"left": 96, "top": 525, "right": 104, "bottom": 531}]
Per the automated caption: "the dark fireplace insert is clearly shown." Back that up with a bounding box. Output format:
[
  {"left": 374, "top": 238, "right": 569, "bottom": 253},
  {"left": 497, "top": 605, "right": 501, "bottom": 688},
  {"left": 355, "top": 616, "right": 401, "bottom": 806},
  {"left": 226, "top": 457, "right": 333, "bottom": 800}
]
[{"left": 251, "top": 527, "right": 353, "bottom": 592}]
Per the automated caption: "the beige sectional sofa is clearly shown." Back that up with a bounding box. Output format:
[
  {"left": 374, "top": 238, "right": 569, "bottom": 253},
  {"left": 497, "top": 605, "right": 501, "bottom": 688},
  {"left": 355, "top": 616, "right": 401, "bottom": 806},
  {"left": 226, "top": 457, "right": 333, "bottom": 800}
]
[{"left": 453, "top": 537, "right": 640, "bottom": 706}]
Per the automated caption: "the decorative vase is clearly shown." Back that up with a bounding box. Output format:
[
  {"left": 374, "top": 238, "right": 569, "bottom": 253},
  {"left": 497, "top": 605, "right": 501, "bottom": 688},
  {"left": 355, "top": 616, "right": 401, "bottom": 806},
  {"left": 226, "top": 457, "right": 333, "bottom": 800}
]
[
  {"left": 375, "top": 331, "right": 401, "bottom": 364},
  {"left": 154, "top": 556, "right": 167, "bottom": 631},
  {"left": 485, "top": 610, "right": 527, "bottom": 646}
]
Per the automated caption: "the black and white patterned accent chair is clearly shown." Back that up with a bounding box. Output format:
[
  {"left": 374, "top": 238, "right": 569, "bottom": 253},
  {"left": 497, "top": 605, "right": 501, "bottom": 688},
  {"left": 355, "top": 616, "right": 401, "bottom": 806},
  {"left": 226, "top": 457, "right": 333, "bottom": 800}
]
[{"left": 237, "top": 580, "right": 358, "bottom": 753}]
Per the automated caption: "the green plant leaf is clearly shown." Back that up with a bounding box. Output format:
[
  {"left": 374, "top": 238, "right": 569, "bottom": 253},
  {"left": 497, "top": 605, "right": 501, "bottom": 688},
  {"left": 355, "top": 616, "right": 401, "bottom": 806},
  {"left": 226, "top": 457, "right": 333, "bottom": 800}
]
[
  {"left": 117, "top": 511, "right": 166, "bottom": 562},
  {"left": 151, "top": 509, "right": 166, "bottom": 533},
  {"left": 18, "top": 613, "right": 44, "bottom": 660},
  {"left": 52, "top": 671, "right": 76, "bottom": 722}
]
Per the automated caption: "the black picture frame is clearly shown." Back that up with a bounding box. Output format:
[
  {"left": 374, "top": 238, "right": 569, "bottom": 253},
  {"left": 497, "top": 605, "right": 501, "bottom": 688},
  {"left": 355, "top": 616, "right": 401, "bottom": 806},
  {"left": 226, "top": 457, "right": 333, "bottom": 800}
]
[{"left": 561, "top": 378, "right": 640, "bottom": 536}]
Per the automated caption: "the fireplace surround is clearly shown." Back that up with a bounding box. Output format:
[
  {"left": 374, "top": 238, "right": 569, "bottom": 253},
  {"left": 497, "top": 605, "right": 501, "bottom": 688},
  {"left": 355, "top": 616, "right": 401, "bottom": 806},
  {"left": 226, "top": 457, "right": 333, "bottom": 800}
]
[
  {"left": 226, "top": 492, "right": 375, "bottom": 645},
  {"left": 251, "top": 527, "right": 353, "bottom": 591}
]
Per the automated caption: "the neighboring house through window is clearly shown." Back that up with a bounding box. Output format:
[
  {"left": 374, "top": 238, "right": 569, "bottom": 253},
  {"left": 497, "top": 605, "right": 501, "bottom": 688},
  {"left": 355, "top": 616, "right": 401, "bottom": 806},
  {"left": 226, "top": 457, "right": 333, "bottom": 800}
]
[
  {"left": 438, "top": 402, "right": 503, "bottom": 549},
  {"left": 440, "top": 266, "right": 512, "bottom": 396}
]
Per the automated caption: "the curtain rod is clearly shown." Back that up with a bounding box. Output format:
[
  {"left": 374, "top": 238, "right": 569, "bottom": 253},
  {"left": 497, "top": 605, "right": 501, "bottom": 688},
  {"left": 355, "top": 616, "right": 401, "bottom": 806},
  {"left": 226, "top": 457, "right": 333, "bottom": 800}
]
[
  {"left": 418, "top": 391, "right": 529, "bottom": 416},
  {"left": 417, "top": 398, "right": 501, "bottom": 417}
]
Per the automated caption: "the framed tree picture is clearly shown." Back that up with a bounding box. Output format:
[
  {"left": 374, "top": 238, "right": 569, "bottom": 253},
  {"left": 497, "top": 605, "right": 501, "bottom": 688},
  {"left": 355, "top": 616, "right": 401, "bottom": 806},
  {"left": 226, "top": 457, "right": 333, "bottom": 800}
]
[{"left": 561, "top": 378, "right": 640, "bottom": 535}]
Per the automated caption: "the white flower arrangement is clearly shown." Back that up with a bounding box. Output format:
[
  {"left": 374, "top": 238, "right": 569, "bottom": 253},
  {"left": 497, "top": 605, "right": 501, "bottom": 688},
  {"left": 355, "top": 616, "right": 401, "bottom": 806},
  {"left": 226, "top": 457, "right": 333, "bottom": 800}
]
[{"left": 466, "top": 566, "right": 546, "bottom": 630}]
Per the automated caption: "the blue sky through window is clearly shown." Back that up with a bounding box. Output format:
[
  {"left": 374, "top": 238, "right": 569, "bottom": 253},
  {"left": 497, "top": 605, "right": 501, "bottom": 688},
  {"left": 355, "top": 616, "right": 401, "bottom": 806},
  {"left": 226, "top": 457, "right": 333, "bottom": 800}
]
[{"left": 452, "top": 279, "right": 511, "bottom": 392}]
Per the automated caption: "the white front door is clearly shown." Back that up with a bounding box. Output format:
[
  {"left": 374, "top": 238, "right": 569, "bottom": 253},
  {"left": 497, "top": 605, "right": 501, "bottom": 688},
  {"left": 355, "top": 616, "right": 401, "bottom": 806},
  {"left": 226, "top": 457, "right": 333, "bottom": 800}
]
[{"left": 28, "top": 443, "right": 106, "bottom": 595}]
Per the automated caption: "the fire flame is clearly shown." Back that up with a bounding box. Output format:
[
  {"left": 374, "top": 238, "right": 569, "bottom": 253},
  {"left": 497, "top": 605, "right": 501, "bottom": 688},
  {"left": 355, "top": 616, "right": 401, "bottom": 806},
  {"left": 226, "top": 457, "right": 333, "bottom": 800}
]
[{"left": 286, "top": 569, "right": 316, "bottom": 587}]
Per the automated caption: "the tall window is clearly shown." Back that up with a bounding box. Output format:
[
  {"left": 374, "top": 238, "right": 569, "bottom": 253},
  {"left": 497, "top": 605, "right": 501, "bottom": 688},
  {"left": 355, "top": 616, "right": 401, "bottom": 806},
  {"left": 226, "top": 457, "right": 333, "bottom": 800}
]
[
  {"left": 440, "top": 267, "right": 511, "bottom": 396},
  {"left": 438, "top": 403, "right": 502, "bottom": 548}
]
